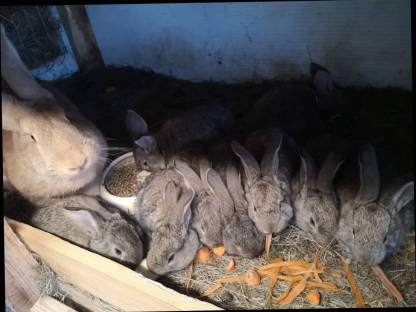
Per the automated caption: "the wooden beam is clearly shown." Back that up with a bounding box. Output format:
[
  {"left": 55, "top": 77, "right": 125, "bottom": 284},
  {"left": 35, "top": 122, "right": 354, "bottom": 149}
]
[
  {"left": 30, "top": 296, "right": 78, "bottom": 312},
  {"left": 4, "top": 218, "right": 41, "bottom": 312},
  {"left": 56, "top": 5, "right": 104, "bottom": 72},
  {"left": 7, "top": 218, "right": 221, "bottom": 311}
]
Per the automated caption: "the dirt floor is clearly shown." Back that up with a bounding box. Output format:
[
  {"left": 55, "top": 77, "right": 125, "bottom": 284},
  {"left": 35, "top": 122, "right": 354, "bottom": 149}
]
[{"left": 4, "top": 65, "right": 414, "bottom": 309}]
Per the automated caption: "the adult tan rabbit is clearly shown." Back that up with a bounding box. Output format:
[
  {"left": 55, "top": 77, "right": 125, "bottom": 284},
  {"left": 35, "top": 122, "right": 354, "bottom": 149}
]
[
  {"left": 146, "top": 181, "right": 200, "bottom": 275},
  {"left": 30, "top": 195, "right": 144, "bottom": 266},
  {"left": 1, "top": 25, "right": 107, "bottom": 201},
  {"left": 336, "top": 144, "right": 414, "bottom": 266}
]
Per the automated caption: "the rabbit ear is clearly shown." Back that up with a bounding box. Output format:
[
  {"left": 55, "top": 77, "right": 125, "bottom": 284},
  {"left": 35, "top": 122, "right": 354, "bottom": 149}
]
[
  {"left": 207, "top": 168, "right": 234, "bottom": 218},
  {"left": 174, "top": 158, "right": 203, "bottom": 193},
  {"left": 231, "top": 141, "right": 260, "bottom": 186},
  {"left": 134, "top": 135, "right": 157, "bottom": 154},
  {"left": 226, "top": 162, "right": 246, "bottom": 207},
  {"left": 198, "top": 157, "right": 212, "bottom": 189},
  {"left": 125, "top": 109, "right": 149, "bottom": 140},
  {"left": 2, "top": 93, "right": 26, "bottom": 132},
  {"left": 299, "top": 151, "right": 317, "bottom": 191},
  {"left": 316, "top": 151, "right": 344, "bottom": 194},
  {"left": 356, "top": 144, "right": 380, "bottom": 204},
  {"left": 63, "top": 208, "right": 102, "bottom": 238},
  {"left": 260, "top": 134, "right": 282, "bottom": 180},
  {"left": 311, "top": 62, "right": 335, "bottom": 97},
  {"left": 164, "top": 181, "right": 179, "bottom": 209},
  {"left": 381, "top": 181, "right": 414, "bottom": 216},
  {"left": 1, "top": 24, "right": 54, "bottom": 101},
  {"left": 177, "top": 187, "right": 195, "bottom": 229}
]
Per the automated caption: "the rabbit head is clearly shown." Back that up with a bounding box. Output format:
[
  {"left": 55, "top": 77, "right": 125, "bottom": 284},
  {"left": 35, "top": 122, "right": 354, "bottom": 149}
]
[
  {"left": 336, "top": 144, "right": 414, "bottom": 266},
  {"left": 216, "top": 163, "right": 265, "bottom": 258},
  {"left": 146, "top": 181, "right": 200, "bottom": 275},
  {"left": 1, "top": 25, "right": 106, "bottom": 200},
  {"left": 125, "top": 109, "right": 166, "bottom": 172},
  {"left": 174, "top": 157, "right": 223, "bottom": 248},
  {"left": 293, "top": 150, "right": 344, "bottom": 245},
  {"left": 63, "top": 203, "right": 144, "bottom": 266},
  {"left": 231, "top": 138, "right": 293, "bottom": 235}
]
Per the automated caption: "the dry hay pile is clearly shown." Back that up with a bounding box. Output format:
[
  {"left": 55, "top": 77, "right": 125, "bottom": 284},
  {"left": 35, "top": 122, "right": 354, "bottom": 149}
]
[{"left": 160, "top": 225, "right": 416, "bottom": 309}]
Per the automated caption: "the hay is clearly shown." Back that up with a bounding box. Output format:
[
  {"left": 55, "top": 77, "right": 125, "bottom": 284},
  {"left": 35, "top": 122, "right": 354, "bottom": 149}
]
[{"left": 160, "top": 226, "right": 416, "bottom": 309}]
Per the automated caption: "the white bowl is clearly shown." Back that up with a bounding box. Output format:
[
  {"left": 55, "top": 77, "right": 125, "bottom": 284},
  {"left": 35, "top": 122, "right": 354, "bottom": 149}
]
[{"left": 100, "top": 152, "right": 137, "bottom": 215}]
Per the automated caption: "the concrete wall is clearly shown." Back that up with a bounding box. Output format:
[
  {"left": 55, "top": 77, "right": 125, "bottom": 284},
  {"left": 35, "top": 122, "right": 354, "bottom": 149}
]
[{"left": 82, "top": 1, "right": 411, "bottom": 89}]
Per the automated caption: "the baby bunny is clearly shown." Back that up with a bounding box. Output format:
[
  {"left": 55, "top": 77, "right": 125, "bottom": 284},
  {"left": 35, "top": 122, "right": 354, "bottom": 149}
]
[
  {"left": 231, "top": 128, "right": 299, "bottom": 237},
  {"left": 30, "top": 195, "right": 144, "bottom": 266},
  {"left": 336, "top": 144, "right": 414, "bottom": 266},
  {"left": 291, "top": 149, "right": 345, "bottom": 245},
  {"left": 146, "top": 181, "right": 200, "bottom": 275},
  {"left": 125, "top": 103, "right": 234, "bottom": 172},
  {"left": 174, "top": 157, "right": 224, "bottom": 248},
  {"left": 1, "top": 25, "right": 107, "bottom": 201}
]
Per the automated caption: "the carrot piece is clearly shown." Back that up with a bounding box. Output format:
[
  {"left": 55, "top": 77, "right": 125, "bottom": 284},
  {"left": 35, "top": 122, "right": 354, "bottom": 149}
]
[
  {"left": 339, "top": 255, "right": 366, "bottom": 308},
  {"left": 265, "top": 233, "right": 273, "bottom": 259},
  {"left": 305, "top": 281, "right": 340, "bottom": 292},
  {"left": 245, "top": 270, "right": 262, "bottom": 285},
  {"left": 196, "top": 246, "right": 210, "bottom": 263},
  {"left": 267, "top": 257, "right": 283, "bottom": 296},
  {"left": 201, "top": 282, "right": 223, "bottom": 297},
  {"left": 260, "top": 260, "right": 310, "bottom": 271},
  {"left": 279, "top": 277, "right": 307, "bottom": 305},
  {"left": 212, "top": 245, "right": 226, "bottom": 256},
  {"left": 371, "top": 265, "right": 404, "bottom": 302},
  {"left": 272, "top": 280, "right": 295, "bottom": 303},
  {"left": 306, "top": 290, "right": 321, "bottom": 305},
  {"left": 227, "top": 258, "right": 236, "bottom": 272}
]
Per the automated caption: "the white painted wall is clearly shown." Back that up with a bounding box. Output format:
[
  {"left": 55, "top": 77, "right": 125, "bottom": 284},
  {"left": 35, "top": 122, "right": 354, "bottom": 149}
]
[{"left": 83, "top": 1, "right": 411, "bottom": 89}]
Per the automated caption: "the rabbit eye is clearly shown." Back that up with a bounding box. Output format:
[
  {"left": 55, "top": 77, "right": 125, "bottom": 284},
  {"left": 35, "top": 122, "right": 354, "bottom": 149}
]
[
  {"left": 114, "top": 247, "right": 122, "bottom": 256},
  {"left": 142, "top": 160, "right": 148, "bottom": 168},
  {"left": 310, "top": 217, "right": 315, "bottom": 227},
  {"left": 167, "top": 253, "right": 175, "bottom": 263},
  {"left": 26, "top": 133, "right": 37, "bottom": 143}
]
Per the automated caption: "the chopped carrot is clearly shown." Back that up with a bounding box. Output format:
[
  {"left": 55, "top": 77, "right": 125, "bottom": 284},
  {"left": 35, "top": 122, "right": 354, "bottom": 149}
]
[
  {"left": 196, "top": 246, "right": 210, "bottom": 263},
  {"left": 227, "top": 258, "right": 236, "bottom": 272},
  {"left": 267, "top": 257, "right": 283, "bottom": 296},
  {"left": 260, "top": 260, "right": 310, "bottom": 271},
  {"left": 305, "top": 281, "right": 339, "bottom": 292},
  {"left": 212, "top": 245, "right": 226, "bottom": 256},
  {"left": 245, "top": 270, "right": 262, "bottom": 285},
  {"left": 339, "top": 255, "right": 366, "bottom": 308},
  {"left": 306, "top": 290, "right": 321, "bottom": 305},
  {"left": 371, "top": 265, "right": 404, "bottom": 302},
  {"left": 265, "top": 233, "right": 273, "bottom": 259},
  {"left": 278, "top": 277, "right": 307, "bottom": 305},
  {"left": 201, "top": 282, "right": 223, "bottom": 297}
]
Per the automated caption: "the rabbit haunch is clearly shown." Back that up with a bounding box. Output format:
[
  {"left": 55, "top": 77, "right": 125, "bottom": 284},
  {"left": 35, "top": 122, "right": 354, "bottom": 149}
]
[
  {"left": 1, "top": 24, "right": 107, "bottom": 201},
  {"left": 125, "top": 103, "right": 234, "bottom": 172}
]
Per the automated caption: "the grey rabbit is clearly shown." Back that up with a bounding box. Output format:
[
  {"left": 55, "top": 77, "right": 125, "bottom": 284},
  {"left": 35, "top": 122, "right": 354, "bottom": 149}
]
[
  {"left": 335, "top": 143, "right": 414, "bottom": 266},
  {"left": 146, "top": 181, "right": 200, "bottom": 275},
  {"left": 230, "top": 128, "right": 299, "bottom": 235},
  {"left": 291, "top": 148, "right": 345, "bottom": 245},
  {"left": 125, "top": 104, "right": 234, "bottom": 172},
  {"left": 174, "top": 157, "right": 224, "bottom": 248},
  {"left": 30, "top": 195, "right": 144, "bottom": 266}
]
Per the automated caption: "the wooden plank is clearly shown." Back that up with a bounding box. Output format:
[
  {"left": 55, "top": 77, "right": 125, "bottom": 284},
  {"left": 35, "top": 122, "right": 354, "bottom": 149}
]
[
  {"left": 7, "top": 218, "right": 221, "bottom": 311},
  {"left": 4, "top": 218, "right": 41, "bottom": 312},
  {"left": 56, "top": 5, "right": 104, "bottom": 72},
  {"left": 30, "top": 296, "right": 78, "bottom": 312}
]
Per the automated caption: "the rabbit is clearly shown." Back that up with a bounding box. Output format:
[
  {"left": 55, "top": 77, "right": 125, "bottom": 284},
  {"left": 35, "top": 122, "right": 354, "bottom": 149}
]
[
  {"left": 125, "top": 103, "right": 234, "bottom": 172},
  {"left": 1, "top": 24, "right": 107, "bottom": 202},
  {"left": 174, "top": 157, "right": 225, "bottom": 248},
  {"left": 29, "top": 195, "right": 144, "bottom": 267},
  {"left": 335, "top": 143, "right": 414, "bottom": 266},
  {"left": 230, "top": 128, "right": 299, "bottom": 236},
  {"left": 291, "top": 148, "right": 345, "bottom": 245},
  {"left": 146, "top": 181, "right": 200, "bottom": 275}
]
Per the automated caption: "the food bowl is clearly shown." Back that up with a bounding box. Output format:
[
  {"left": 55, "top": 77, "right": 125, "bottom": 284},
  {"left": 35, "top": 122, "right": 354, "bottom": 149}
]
[{"left": 100, "top": 152, "right": 139, "bottom": 215}]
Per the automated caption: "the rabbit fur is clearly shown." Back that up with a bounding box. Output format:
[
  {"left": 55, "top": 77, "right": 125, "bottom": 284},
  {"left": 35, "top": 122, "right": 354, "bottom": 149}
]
[
  {"left": 335, "top": 143, "right": 414, "bottom": 266},
  {"left": 30, "top": 195, "right": 144, "bottom": 266},
  {"left": 125, "top": 103, "right": 234, "bottom": 172},
  {"left": 146, "top": 181, "right": 200, "bottom": 275},
  {"left": 230, "top": 128, "right": 299, "bottom": 235},
  {"left": 1, "top": 25, "right": 107, "bottom": 202}
]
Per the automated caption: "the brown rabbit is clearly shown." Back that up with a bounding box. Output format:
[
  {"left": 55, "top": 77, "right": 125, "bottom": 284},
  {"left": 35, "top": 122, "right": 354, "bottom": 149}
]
[{"left": 1, "top": 24, "right": 107, "bottom": 202}]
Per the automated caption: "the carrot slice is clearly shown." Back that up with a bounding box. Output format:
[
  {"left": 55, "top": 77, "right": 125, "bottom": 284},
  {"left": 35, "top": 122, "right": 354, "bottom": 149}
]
[
  {"left": 279, "top": 277, "right": 307, "bottom": 305},
  {"left": 227, "top": 258, "right": 236, "bottom": 272},
  {"left": 305, "top": 281, "right": 339, "bottom": 292},
  {"left": 265, "top": 233, "right": 273, "bottom": 259},
  {"left": 212, "top": 245, "right": 226, "bottom": 256},
  {"left": 306, "top": 290, "right": 321, "bottom": 305},
  {"left": 245, "top": 270, "right": 262, "bottom": 285},
  {"left": 196, "top": 246, "right": 210, "bottom": 263},
  {"left": 371, "top": 265, "right": 404, "bottom": 302},
  {"left": 339, "top": 255, "right": 366, "bottom": 308},
  {"left": 260, "top": 260, "right": 310, "bottom": 271}
]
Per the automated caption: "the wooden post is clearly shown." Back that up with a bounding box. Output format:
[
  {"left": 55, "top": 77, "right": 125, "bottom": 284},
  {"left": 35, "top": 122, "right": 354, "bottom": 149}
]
[
  {"left": 4, "top": 218, "right": 41, "bottom": 312},
  {"left": 56, "top": 5, "right": 104, "bottom": 72}
]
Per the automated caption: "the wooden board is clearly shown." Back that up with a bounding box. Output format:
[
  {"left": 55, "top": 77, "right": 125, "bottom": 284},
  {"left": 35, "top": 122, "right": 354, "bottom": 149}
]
[
  {"left": 7, "top": 218, "right": 221, "bottom": 311},
  {"left": 4, "top": 218, "right": 41, "bottom": 312},
  {"left": 31, "top": 296, "right": 78, "bottom": 312}
]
